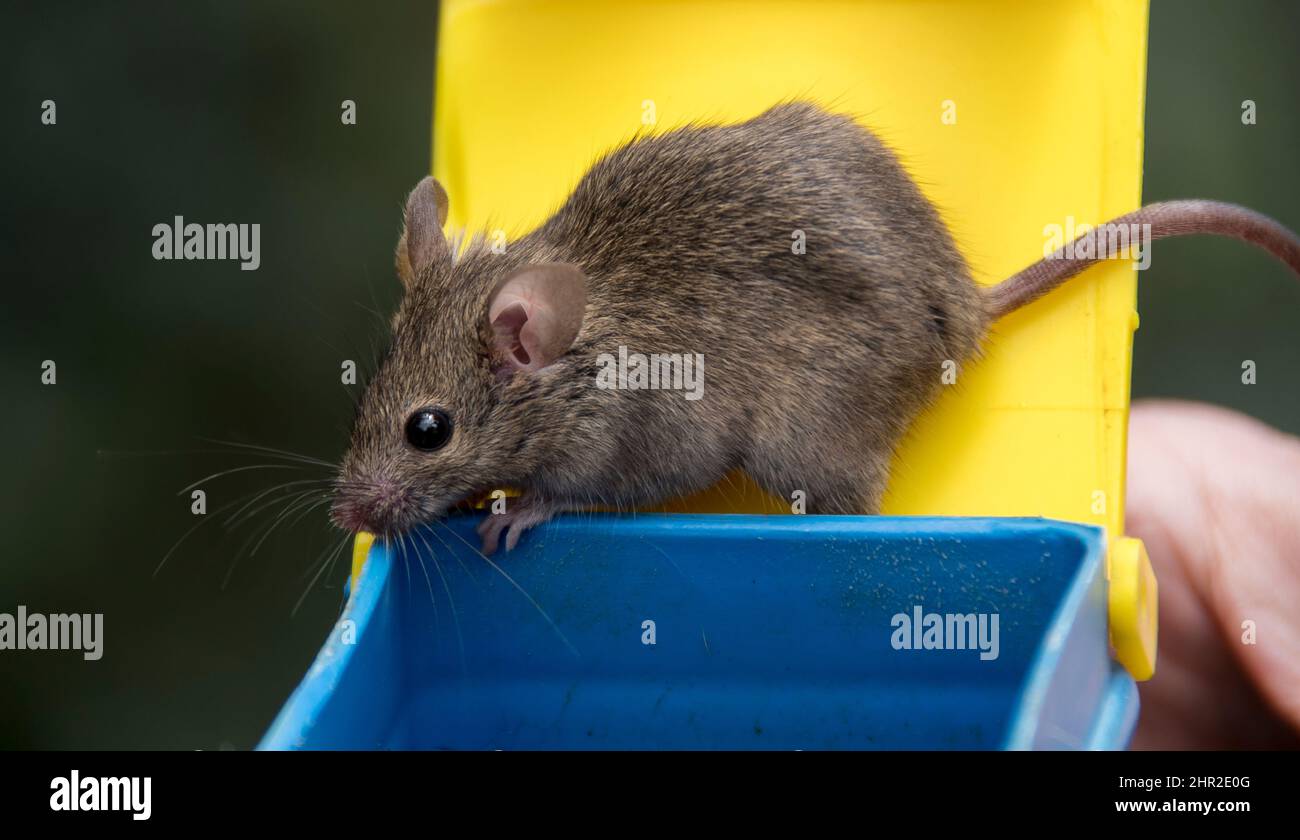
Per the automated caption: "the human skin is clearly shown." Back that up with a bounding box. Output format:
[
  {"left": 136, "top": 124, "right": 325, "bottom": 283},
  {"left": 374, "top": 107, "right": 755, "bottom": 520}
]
[{"left": 1126, "top": 399, "right": 1300, "bottom": 748}]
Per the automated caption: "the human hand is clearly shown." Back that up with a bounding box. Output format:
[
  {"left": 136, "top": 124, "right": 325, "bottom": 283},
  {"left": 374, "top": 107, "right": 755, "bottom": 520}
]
[{"left": 1125, "top": 399, "right": 1300, "bottom": 748}]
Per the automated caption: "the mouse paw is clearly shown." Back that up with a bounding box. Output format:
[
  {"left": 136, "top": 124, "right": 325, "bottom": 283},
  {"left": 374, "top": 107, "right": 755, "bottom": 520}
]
[{"left": 476, "top": 496, "right": 557, "bottom": 555}]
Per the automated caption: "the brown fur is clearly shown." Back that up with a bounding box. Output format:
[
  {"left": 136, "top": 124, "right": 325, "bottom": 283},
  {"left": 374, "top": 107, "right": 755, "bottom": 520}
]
[{"left": 333, "top": 102, "right": 988, "bottom": 539}]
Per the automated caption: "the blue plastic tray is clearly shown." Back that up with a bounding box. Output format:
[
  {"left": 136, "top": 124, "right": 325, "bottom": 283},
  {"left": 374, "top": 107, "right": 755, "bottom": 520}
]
[{"left": 260, "top": 514, "right": 1137, "bottom": 749}]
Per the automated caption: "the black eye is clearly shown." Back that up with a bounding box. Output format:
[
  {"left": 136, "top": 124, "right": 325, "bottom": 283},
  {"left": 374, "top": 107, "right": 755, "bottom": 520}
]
[{"left": 405, "top": 407, "right": 453, "bottom": 451}]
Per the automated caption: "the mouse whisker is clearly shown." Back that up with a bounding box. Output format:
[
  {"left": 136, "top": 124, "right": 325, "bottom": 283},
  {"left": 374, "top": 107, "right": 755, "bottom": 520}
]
[
  {"left": 414, "top": 527, "right": 466, "bottom": 675},
  {"left": 352, "top": 299, "right": 388, "bottom": 330},
  {"left": 433, "top": 519, "right": 579, "bottom": 659},
  {"left": 243, "top": 509, "right": 338, "bottom": 595},
  {"left": 292, "top": 532, "right": 350, "bottom": 617},
  {"left": 424, "top": 521, "right": 478, "bottom": 584},
  {"left": 250, "top": 494, "right": 332, "bottom": 559},
  {"left": 198, "top": 437, "right": 338, "bottom": 471},
  {"left": 97, "top": 446, "right": 321, "bottom": 463},
  {"left": 223, "top": 480, "right": 334, "bottom": 531},
  {"left": 323, "top": 529, "right": 352, "bottom": 586},
  {"left": 408, "top": 533, "right": 443, "bottom": 656},
  {"left": 390, "top": 535, "right": 410, "bottom": 595},
  {"left": 158, "top": 477, "right": 326, "bottom": 578},
  {"left": 155, "top": 489, "right": 277, "bottom": 577},
  {"left": 221, "top": 490, "right": 331, "bottom": 587},
  {"left": 175, "top": 463, "right": 306, "bottom": 497},
  {"left": 291, "top": 530, "right": 349, "bottom": 586}
]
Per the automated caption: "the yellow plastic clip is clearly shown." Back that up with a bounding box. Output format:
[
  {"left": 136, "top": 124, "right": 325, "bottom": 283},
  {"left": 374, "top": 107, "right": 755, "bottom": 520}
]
[
  {"left": 1108, "top": 536, "right": 1158, "bottom": 680},
  {"left": 349, "top": 531, "right": 375, "bottom": 593}
]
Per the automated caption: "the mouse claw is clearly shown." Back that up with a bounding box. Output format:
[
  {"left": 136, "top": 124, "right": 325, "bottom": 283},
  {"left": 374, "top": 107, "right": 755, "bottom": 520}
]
[
  {"left": 476, "top": 497, "right": 558, "bottom": 556},
  {"left": 504, "top": 522, "right": 527, "bottom": 553},
  {"left": 477, "top": 514, "right": 506, "bottom": 556}
]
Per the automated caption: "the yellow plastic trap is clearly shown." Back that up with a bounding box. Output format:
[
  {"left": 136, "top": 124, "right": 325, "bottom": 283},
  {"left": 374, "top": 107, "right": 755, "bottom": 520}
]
[{"left": 367, "top": 0, "right": 1158, "bottom": 679}]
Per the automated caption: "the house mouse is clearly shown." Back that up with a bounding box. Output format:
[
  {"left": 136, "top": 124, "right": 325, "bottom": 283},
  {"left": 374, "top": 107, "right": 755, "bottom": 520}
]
[{"left": 329, "top": 101, "right": 1300, "bottom": 554}]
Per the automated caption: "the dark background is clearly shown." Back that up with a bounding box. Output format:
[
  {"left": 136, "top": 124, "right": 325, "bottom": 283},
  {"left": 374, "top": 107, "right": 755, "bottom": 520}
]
[{"left": 1, "top": 1, "right": 1296, "bottom": 749}]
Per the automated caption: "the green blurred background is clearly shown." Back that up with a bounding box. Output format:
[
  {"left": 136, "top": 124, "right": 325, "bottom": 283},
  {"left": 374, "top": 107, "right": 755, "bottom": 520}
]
[{"left": 1, "top": 1, "right": 1296, "bottom": 749}]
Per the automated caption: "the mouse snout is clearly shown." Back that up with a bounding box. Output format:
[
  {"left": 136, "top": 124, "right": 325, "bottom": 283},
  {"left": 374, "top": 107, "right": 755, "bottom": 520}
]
[{"left": 329, "top": 477, "right": 412, "bottom": 537}]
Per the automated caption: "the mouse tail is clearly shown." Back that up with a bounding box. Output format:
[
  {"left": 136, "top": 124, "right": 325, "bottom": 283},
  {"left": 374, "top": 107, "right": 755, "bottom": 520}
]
[{"left": 984, "top": 200, "right": 1300, "bottom": 320}]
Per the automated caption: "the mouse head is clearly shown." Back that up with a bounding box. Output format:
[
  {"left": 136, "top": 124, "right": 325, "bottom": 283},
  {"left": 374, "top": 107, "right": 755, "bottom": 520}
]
[{"left": 330, "top": 177, "right": 589, "bottom": 538}]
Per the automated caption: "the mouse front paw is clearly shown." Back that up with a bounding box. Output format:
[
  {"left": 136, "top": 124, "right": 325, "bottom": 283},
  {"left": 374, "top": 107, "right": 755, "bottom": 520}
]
[{"left": 475, "top": 495, "right": 558, "bottom": 555}]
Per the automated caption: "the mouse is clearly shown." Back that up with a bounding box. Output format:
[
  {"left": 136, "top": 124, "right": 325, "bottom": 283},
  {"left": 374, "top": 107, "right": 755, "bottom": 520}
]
[{"left": 329, "top": 101, "right": 1300, "bottom": 554}]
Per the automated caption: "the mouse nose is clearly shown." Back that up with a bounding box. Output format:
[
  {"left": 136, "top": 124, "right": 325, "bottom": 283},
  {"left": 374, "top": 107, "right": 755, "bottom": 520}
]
[
  {"left": 330, "top": 479, "right": 409, "bottom": 536},
  {"left": 329, "top": 497, "right": 372, "bottom": 534}
]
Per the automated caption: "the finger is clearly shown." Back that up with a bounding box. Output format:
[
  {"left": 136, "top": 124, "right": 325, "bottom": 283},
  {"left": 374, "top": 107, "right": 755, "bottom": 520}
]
[{"left": 1127, "top": 399, "right": 1300, "bottom": 747}]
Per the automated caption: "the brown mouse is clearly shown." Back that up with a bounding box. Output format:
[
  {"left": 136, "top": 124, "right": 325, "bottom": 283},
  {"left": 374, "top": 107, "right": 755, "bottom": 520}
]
[{"left": 329, "top": 101, "right": 1300, "bottom": 554}]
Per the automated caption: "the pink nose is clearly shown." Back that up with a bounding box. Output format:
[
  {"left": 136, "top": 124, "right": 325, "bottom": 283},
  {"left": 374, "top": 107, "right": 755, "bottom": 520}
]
[
  {"left": 329, "top": 499, "right": 373, "bottom": 533},
  {"left": 330, "top": 480, "right": 406, "bottom": 534}
]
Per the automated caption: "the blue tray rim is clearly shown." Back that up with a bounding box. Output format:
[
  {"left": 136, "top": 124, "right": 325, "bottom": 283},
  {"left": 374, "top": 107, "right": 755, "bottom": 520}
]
[{"left": 260, "top": 513, "right": 1128, "bottom": 750}]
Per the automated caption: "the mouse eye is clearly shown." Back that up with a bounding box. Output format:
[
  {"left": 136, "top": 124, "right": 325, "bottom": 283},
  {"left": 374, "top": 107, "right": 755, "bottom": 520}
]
[{"left": 405, "top": 407, "right": 453, "bottom": 452}]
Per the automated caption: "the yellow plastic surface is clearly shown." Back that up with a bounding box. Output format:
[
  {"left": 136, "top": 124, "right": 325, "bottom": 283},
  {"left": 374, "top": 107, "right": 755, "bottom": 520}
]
[
  {"left": 421, "top": 0, "right": 1157, "bottom": 678},
  {"left": 1108, "top": 536, "right": 1158, "bottom": 680},
  {"left": 350, "top": 531, "right": 375, "bottom": 592}
]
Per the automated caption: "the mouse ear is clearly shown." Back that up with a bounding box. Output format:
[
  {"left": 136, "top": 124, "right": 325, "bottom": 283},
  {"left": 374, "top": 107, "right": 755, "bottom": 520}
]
[
  {"left": 396, "top": 176, "right": 450, "bottom": 287},
  {"left": 487, "top": 263, "right": 587, "bottom": 374}
]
